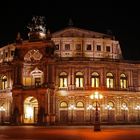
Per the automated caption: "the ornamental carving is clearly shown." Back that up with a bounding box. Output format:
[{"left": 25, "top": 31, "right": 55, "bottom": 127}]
[{"left": 24, "top": 49, "right": 43, "bottom": 62}]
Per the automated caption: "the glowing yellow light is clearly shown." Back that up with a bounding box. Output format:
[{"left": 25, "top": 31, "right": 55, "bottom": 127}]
[
  {"left": 105, "top": 105, "right": 112, "bottom": 110},
  {"left": 90, "top": 95, "right": 94, "bottom": 99},
  {"left": 64, "top": 78, "right": 67, "bottom": 87},
  {"left": 99, "top": 94, "right": 103, "bottom": 99},
  {"left": 135, "top": 105, "right": 140, "bottom": 110},
  {"left": 25, "top": 106, "right": 33, "bottom": 119},
  {"left": 94, "top": 91, "right": 99, "bottom": 99},
  {"left": 121, "top": 104, "right": 128, "bottom": 110},
  {"left": 80, "top": 78, "right": 83, "bottom": 87},
  {"left": 59, "top": 78, "right": 67, "bottom": 88},
  {"left": 60, "top": 78, "right": 63, "bottom": 88},
  {"left": 68, "top": 104, "right": 76, "bottom": 110},
  {"left": 90, "top": 91, "right": 103, "bottom": 100},
  {"left": 0, "top": 106, "right": 6, "bottom": 111},
  {"left": 60, "top": 90, "right": 68, "bottom": 96},
  {"left": 87, "top": 105, "right": 95, "bottom": 110},
  {"left": 39, "top": 32, "right": 46, "bottom": 39},
  {"left": 76, "top": 78, "right": 79, "bottom": 87}
]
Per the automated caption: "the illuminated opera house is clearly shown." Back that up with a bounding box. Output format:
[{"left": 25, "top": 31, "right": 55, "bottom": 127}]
[{"left": 0, "top": 16, "right": 140, "bottom": 125}]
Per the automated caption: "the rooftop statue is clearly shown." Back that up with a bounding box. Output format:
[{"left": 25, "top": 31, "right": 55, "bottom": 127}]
[
  {"left": 27, "top": 16, "right": 46, "bottom": 33},
  {"left": 27, "top": 16, "right": 47, "bottom": 41}
]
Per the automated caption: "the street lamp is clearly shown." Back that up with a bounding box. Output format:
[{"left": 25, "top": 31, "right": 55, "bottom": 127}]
[
  {"left": 135, "top": 105, "right": 140, "bottom": 121},
  {"left": 121, "top": 103, "right": 128, "bottom": 121},
  {"left": 87, "top": 105, "right": 95, "bottom": 123},
  {"left": 105, "top": 104, "right": 112, "bottom": 123},
  {"left": 0, "top": 106, "right": 6, "bottom": 124},
  {"left": 90, "top": 91, "right": 103, "bottom": 131},
  {"left": 68, "top": 104, "right": 76, "bottom": 123}
]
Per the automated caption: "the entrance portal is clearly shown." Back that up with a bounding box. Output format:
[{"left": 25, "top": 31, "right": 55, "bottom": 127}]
[{"left": 24, "top": 96, "right": 38, "bottom": 123}]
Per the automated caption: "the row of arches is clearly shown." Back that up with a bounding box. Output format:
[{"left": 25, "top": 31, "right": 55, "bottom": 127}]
[
  {"left": 57, "top": 101, "right": 138, "bottom": 124},
  {"left": 0, "top": 96, "right": 39, "bottom": 124},
  {"left": 1, "top": 96, "right": 140, "bottom": 124},
  {"left": 0, "top": 71, "right": 127, "bottom": 90},
  {"left": 59, "top": 72, "right": 127, "bottom": 89}
]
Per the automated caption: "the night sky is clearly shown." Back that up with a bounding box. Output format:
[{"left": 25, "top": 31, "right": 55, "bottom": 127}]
[{"left": 0, "top": 1, "right": 139, "bottom": 60}]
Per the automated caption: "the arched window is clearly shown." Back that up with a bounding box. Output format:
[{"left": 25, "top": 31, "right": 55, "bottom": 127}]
[
  {"left": 59, "top": 72, "right": 68, "bottom": 88},
  {"left": 75, "top": 72, "right": 84, "bottom": 88},
  {"left": 76, "top": 101, "right": 84, "bottom": 108},
  {"left": 108, "top": 101, "right": 114, "bottom": 108},
  {"left": 105, "top": 101, "right": 114, "bottom": 110},
  {"left": 30, "top": 67, "right": 43, "bottom": 87},
  {"left": 91, "top": 72, "right": 99, "bottom": 88},
  {"left": 2, "top": 76, "right": 7, "bottom": 90},
  {"left": 121, "top": 102, "right": 128, "bottom": 110},
  {"left": 60, "top": 101, "right": 68, "bottom": 108},
  {"left": 106, "top": 73, "right": 114, "bottom": 88},
  {"left": 120, "top": 74, "right": 127, "bottom": 89}
]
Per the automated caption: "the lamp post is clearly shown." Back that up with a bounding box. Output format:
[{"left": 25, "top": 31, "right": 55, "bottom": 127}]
[
  {"left": 105, "top": 104, "right": 112, "bottom": 123},
  {"left": 90, "top": 91, "right": 103, "bottom": 131},
  {"left": 87, "top": 105, "right": 95, "bottom": 123},
  {"left": 68, "top": 104, "right": 76, "bottom": 123},
  {"left": 0, "top": 106, "right": 6, "bottom": 124},
  {"left": 121, "top": 104, "right": 128, "bottom": 121},
  {"left": 135, "top": 105, "right": 140, "bottom": 121}
]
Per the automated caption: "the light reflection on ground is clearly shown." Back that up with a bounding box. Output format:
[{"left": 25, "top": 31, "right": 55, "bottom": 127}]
[{"left": 0, "top": 125, "right": 140, "bottom": 140}]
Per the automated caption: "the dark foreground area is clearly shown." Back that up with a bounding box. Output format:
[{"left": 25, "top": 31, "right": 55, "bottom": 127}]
[{"left": 0, "top": 125, "right": 140, "bottom": 140}]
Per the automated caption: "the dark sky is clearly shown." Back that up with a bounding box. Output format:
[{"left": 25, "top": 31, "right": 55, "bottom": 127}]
[{"left": 0, "top": 1, "right": 139, "bottom": 60}]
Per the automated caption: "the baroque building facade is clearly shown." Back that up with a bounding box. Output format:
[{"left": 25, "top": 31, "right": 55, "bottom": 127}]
[{"left": 0, "top": 17, "right": 140, "bottom": 125}]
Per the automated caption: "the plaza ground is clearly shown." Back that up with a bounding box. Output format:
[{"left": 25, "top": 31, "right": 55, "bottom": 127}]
[{"left": 0, "top": 125, "right": 140, "bottom": 140}]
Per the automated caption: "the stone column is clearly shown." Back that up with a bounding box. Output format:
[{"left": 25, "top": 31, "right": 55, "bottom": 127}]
[
  {"left": 43, "top": 63, "right": 48, "bottom": 86},
  {"left": 71, "top": 67, "right": 75, "bottom": 90},
  {"left": 46, "top": 89, "right": 51, "bottom": 125},
  {"left": 13, "top": 63, "right": 22, "bottom": 86},
  {"left": 50, "top": 90, "right": 56, "bottom": 124}
]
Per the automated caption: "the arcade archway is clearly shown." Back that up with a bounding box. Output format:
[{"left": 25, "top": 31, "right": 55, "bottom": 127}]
[{"left": 24, "top": 96, "right": 38, "bottom": 123}]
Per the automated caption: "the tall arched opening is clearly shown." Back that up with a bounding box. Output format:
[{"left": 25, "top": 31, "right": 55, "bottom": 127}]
[{"left": 24, "top": 96, "right": 38, "bottom": 123}]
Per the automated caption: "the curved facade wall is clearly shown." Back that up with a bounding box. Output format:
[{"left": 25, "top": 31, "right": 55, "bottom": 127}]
[{"left": 0, "top": 26, "right": 140, "bottom": 125}]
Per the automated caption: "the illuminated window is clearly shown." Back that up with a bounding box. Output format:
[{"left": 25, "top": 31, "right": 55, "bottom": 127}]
[
  {"left": 76, "top": 101, "right": 84, "bottom": 108},
  {"left": 30, "top": 67, "right": 44, "bottom": 87},
  {"left": 121, "top": 102, "right": 128, "bottom": 110},
  {"left": 106, "top": 73, "right": 114, "bottom": 88},
  {"left": 91, "top": 72, "right": 99, "bottom": 88},
  {"left": 60, "top": 101, "right": 68, "bottom": 108},
  {"left": 59, "top": 72, "right": 68, "bottom": 88},
  {"left": 108, "top": 101, "right": 114, "bottom": 108},
  {"left": 120, "top": 74, "right": 127, "bottom": 89},
  {"left": 75, "top": 72, "right": 84, "bottom": 88},
  {"left": 2, "top": 76, "right": 7, "bottom": 90}
]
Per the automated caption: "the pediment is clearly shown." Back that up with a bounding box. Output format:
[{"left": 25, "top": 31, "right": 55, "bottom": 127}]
[{"left": 52, "top": 27, "right": 111, "bottom": 38}]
